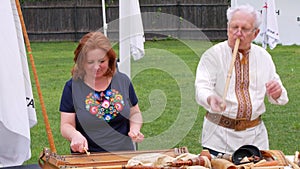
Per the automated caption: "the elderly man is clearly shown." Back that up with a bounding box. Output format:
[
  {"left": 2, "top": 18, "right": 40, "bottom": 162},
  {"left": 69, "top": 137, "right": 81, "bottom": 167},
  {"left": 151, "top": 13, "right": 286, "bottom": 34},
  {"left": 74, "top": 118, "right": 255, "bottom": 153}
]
[{"left": 195, "top": 4, "right": 288, "bottom": 156}]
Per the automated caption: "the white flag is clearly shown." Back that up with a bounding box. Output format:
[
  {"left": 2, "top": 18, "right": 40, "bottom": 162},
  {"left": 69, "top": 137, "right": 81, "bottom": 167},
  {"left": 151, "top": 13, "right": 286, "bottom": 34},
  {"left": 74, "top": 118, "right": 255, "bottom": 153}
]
[
  {"left": 129, "top": 0, "right": 145, "bottom": 61},
  {"left": 0, "top": 0, "right": 37, "bottom": 167},
  {"left": 260, "top": 0, "right": 280, "bottom": 49},
  {"left": 119, "top": 0, "right": 145, "bottom": 77},
  {"left": 231, "top": 0, "right": 238, "bottom": 7}
]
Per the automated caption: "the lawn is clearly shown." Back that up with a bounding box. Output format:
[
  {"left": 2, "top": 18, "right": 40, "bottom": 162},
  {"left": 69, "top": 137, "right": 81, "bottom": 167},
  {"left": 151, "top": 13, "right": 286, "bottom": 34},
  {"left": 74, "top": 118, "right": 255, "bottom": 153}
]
[{"left": 24, "top": 39, "right": 300, "bottom": 165}]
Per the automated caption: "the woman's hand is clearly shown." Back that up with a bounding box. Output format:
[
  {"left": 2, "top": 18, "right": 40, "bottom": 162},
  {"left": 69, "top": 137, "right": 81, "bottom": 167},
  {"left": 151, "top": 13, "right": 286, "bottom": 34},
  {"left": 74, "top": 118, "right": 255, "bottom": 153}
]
[
  {"left": 70, "top": 131, "right": 88, "bottom": 153},
  {"left": 129, "top": 104, "right": 144, "bottom": 143},
  {"left": 61, "top": 112, "right": 88, "bottom": 153},
  {"left": 128, "top": 129, "right": 144, "bottom": 143}
]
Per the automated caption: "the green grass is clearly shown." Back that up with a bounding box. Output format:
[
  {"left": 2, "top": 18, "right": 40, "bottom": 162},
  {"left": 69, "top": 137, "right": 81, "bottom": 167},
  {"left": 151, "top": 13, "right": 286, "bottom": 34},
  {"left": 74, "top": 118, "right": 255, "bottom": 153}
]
[{"left": 23, "top": 40, "right": 300, "bottom": 165}]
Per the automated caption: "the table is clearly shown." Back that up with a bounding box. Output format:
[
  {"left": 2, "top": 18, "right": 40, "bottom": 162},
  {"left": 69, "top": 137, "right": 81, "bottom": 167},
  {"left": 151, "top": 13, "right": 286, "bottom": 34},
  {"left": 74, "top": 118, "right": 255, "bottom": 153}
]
[{"left": 1, "top": 164, "right": 41, "bottom": 169}]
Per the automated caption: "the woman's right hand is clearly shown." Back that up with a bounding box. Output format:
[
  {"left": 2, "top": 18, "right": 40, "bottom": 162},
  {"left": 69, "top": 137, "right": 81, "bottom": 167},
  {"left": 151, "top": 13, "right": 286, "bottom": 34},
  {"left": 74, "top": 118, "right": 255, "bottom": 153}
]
[
  {"left": 61, "top": 113, "right": 88, "bottom": 153},
  {"left": 70, "top": 131, "right": 88, "bottom": 153}
]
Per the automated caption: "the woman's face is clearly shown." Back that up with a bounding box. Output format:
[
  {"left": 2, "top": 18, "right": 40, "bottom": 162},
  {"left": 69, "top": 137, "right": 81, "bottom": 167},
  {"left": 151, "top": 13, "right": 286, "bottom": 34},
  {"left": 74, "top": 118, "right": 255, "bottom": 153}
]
[
  {"left": 84, "top": 48, "right": 109, "bottom": 79},
  {"left": 227, "top": 11, "right": 260, "bottom": 51}
]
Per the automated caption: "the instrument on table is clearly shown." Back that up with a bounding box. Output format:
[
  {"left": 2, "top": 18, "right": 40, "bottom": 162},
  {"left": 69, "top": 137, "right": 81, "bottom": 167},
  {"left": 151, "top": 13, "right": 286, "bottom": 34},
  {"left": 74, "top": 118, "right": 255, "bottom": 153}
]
[{"left": 39, "top": 147, "right": 189, "bottom": 169}]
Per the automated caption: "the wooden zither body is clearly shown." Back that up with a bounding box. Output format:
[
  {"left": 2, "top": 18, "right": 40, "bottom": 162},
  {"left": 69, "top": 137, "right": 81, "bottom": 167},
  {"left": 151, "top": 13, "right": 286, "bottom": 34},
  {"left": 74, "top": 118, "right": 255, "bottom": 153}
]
[{"left": 39, "top": 147, "right": 189, "bottom": 169}]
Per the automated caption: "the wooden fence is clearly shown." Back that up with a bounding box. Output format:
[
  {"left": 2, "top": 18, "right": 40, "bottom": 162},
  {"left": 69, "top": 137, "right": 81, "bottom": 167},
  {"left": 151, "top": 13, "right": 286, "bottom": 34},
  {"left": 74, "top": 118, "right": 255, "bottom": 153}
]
[{"left": 21, "top": 0, "right": 229, "bottom": 42}]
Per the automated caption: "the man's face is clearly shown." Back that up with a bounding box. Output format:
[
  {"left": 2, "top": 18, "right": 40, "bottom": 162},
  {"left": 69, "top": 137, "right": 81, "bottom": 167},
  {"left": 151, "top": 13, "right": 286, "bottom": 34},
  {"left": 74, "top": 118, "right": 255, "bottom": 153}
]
[{"left": 227, "top": 11, "right": 260, "bottom": 51}]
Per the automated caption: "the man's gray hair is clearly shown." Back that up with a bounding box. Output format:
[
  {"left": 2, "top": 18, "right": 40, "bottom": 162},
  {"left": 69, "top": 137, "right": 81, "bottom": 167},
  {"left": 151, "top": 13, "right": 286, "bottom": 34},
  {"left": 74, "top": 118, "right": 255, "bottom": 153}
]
[{"left": 227, "top": 4, "right": 262, "bottom": 28}]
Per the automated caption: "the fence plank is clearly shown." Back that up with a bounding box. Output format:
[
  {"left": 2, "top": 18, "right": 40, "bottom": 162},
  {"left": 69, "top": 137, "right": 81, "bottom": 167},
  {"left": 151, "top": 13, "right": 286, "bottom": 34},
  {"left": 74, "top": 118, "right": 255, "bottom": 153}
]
[{"left": 21, "top": 0, "right": 229, "bottom": 42}]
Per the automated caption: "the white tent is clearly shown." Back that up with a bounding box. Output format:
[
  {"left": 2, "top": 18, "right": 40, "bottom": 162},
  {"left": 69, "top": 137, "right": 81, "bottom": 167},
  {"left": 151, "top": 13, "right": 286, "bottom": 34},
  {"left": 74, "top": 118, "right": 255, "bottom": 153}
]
[
  {"left": 0, "top": 0, "right": 37, "bottom": 167},
  {"left": 232, "top": 0, "right": 300, "bottom": 46}
]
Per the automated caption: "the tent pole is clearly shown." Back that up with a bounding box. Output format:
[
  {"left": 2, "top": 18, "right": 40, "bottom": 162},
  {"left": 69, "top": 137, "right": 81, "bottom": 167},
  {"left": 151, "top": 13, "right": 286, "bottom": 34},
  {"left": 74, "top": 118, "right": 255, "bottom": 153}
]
[
  {"left": 15, "top": 0, "right": 57, "bottom": 153},
  {"left": 102, "top": 0, "right": 107, "bottom": 36}
]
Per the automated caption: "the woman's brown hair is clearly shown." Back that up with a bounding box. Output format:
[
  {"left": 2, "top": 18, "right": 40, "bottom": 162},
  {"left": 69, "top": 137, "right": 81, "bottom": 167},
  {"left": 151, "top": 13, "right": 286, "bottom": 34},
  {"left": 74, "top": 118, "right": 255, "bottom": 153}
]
[{"left": 72, "top": 32, "right": 117, "bottom": 80}]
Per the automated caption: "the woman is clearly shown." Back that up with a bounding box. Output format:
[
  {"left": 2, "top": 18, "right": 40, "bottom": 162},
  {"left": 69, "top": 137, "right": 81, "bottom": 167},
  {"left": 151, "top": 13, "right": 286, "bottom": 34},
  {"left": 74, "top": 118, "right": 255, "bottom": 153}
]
[{"left": 59, "top": 32, "right": 144, "bottom": 153}]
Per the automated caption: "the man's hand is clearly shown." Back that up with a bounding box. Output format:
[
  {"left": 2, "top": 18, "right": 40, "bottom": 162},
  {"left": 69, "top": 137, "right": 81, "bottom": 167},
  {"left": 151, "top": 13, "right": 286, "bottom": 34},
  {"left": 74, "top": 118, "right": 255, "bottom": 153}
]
[
  {"left": 266, "top": 80, "right": 282, "bottom": 100},
  {"left": 207, "top": 95, "right": 226, "bottom": 112}
]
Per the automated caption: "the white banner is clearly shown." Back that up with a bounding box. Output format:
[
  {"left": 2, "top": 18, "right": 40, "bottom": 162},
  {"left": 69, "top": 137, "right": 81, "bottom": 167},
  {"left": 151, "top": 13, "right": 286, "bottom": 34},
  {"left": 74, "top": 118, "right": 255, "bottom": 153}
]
[
  {"left": 0, "top": 0, "right": 37, "bottom": 167},
  {"left": 128, "top": 0, "right": 145, "bottom": 61},
  {"left": 260, "top": 0, "right": 280, "bottom": 49},
  {"left": 232, "top": 0, "right": 300, "bottom": 46},
  {"left": 119, "top": 0, "right": 145, "bottom": 77}
]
